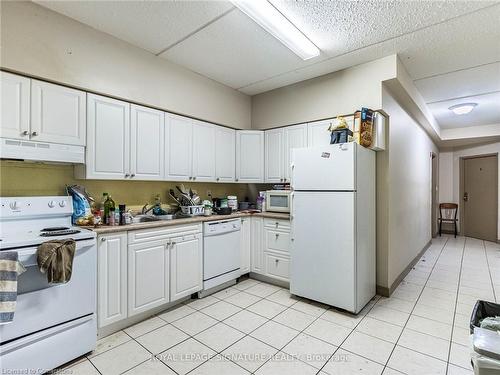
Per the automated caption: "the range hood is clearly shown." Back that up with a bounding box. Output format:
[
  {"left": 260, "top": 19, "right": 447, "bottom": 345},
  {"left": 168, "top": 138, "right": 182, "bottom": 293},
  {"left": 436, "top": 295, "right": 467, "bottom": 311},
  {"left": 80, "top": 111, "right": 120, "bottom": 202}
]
[{"left": 0, "top": 138, "right": 84, "bottom": 164}]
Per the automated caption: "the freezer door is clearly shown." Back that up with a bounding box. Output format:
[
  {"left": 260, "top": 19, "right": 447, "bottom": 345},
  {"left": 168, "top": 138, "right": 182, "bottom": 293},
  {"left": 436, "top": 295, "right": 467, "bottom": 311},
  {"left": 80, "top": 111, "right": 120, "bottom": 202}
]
[
  {"left": 290, "top": 191, "right": 356, "bottom": 312},
  {"left": 291, "top": 143, "right": 355, "bottom": 191}
]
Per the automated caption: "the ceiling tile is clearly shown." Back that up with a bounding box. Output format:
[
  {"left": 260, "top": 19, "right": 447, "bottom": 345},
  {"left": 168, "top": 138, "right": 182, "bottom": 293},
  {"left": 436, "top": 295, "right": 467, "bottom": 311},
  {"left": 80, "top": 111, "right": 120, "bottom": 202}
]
[
  {"left": 35, "top": 0, "right": 234, "bottom": 54},
  {"left": 414, "top": 63, "right": 500, "bottom": 104},
  {"left": 270, "top": 0, "right": 495, "bottom": 57},
  {"left": 160, "top": 9, "right": 325, "bottom": 89},
  {"left": 428, "top": 92, "right": 500, "bottom": 129}
]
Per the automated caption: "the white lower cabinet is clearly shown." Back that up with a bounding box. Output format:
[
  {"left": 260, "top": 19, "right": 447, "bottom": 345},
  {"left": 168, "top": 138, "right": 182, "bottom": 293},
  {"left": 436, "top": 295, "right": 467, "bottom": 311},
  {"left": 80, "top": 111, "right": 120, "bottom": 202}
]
[
  {"left": 128, "top": 240, "right": 170, "bottom": 317},
  {"left": 240, "top": 217, "right": 251, "bottom": 275},
  {"left": 250, "top": 217, "right": 264, "bottom": 273},
  {"left": 97, "top": 232, "right": 128, "bottom": 328},
  {"left": 250, "top": 218, "right": 291, "bottom": 282},
  {"left": 97, "top": 224, "right": 202, "bottom": 330},
  {"left": 170, "top": 233, "right": 203, "bottom": 301}
]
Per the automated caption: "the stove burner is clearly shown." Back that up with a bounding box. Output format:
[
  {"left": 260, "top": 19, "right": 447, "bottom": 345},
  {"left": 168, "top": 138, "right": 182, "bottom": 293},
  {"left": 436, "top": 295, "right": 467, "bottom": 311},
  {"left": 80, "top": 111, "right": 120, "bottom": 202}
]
[
  {"left": 41, "top": 227, "right": 70, "bottom": 232},
  {"left": 40, "top": 229, "right": 81, "bottom": 237}
]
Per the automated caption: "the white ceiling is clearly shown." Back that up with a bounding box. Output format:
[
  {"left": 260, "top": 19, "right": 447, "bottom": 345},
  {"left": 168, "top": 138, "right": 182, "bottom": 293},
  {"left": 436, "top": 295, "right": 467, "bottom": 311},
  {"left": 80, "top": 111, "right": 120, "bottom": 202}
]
[{"left": 35, "top": 0, "right": 500, "bottom": 134}]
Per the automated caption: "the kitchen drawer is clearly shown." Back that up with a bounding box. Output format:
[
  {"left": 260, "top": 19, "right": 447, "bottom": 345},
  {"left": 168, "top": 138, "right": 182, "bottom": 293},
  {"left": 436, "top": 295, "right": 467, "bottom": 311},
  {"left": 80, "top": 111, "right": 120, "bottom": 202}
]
[
  {"left": 264, "top": 252, "right": 290, "bottom": 282},
  {"left": 263, "top": 218, "right": 290, "bottom": 231},
  {"left": 128, "top": 223, "right": 202, "bottom": 244},
  {"left": 264, "top": 228, "right": 290, "bottom": 254}
]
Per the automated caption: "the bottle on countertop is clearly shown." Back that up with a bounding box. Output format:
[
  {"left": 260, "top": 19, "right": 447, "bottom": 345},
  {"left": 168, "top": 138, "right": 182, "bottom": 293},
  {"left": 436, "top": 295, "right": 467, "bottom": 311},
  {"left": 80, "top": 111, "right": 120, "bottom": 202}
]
[
  {"left": 100, "top": 192, "right": 108, "bottom": 224},
  {"left": 108, "top": 207, "right": 116, "bottom": 226},
  {"left": 119, "top": 204, "right": 126, "bottom": 225},
  {"left": 103, "top": 194, "right": 115, "bottom": 225}
]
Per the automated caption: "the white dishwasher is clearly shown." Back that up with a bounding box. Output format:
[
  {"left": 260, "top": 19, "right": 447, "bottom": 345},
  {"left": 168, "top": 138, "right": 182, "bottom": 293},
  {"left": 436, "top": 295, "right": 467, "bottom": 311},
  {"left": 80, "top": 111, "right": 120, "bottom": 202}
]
[{"left": 202, "top": 218, "right": 241, "bottom": 293}]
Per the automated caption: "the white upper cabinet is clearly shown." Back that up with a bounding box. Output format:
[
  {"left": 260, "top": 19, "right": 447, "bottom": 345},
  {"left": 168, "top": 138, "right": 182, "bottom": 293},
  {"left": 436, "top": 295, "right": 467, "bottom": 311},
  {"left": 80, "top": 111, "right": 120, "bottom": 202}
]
[
  {"left": 31, "top": 80, "right": 86, "bottom": 146},
  {"left": 130, "top": 104, "right": 164, "bottom": 180},
  {"left": 307, "top": 119, "right": 333, "bottom": 147},
  {"left": 192, "top": 120, "right": 216, "bottom": 182},
  {"left": 0, "top": 72, "right": 30, "bottom": 140},
  {"left": 283, "top": 124, "right": 307, "bottom": 182},
  {"left": 236, "top": 130, "right": 264, "bottom": 183},
  {"left": 215, "top": 126, "right": 235, "bottom": 182},
  {"left": 86, "top": 94, "right": 130, "bottom": 179},
  {"left": 265, "top": 128, "right": 284, "bottom": 183},
  {"left": 165, "top": 114, "right": 193, "bottom": 181}
]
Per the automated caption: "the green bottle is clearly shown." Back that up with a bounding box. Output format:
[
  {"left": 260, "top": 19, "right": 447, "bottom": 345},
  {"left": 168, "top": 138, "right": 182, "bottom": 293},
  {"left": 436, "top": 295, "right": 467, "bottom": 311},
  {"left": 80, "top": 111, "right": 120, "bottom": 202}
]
[
  {"left": 104, "top": 194, "right": 115, "bottom": 225},
  {"left": 101, "top": 193, "right": 108, "bottom": 224}
]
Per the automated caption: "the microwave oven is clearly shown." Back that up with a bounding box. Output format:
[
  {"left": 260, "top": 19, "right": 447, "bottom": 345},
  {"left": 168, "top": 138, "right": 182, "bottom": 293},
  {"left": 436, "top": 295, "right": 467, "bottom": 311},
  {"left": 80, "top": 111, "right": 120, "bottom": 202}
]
[{"left": 265, "top": 190, "right": 291, "bottom": 213}]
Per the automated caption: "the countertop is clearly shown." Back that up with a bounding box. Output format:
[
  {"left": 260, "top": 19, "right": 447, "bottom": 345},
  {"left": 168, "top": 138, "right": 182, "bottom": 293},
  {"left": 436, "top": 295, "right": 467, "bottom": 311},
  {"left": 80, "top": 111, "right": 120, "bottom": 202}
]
[{"left": 85, "top": 211, "right": 290, "bottom": 234}]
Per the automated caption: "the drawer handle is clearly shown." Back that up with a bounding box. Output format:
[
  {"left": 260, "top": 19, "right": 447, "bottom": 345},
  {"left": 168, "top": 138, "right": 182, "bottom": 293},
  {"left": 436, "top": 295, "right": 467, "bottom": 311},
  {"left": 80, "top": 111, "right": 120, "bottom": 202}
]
[
  {"left": 275, "top": 233, "right": 280, "bottom": 238},
  {"left": 101, "top": 238, "right": 106, "bottom": 242},
  {"left": 22, "top": 130, "right": 29, "bottom": 136},
  {"left": 275, "top": 259, "right": 279, "bottom": 264},
  {"left": 31, "top": 131, "right": 38, "bottom": 136},
  {"left": 275, "top": 222, "right": 279, "bottom": 227}
]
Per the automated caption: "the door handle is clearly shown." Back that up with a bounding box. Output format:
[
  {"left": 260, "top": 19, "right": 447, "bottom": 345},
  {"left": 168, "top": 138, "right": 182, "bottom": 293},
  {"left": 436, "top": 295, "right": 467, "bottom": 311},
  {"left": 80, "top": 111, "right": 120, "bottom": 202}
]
[{"left": 463, "top": 192, "right": 469, "bottom": 202}]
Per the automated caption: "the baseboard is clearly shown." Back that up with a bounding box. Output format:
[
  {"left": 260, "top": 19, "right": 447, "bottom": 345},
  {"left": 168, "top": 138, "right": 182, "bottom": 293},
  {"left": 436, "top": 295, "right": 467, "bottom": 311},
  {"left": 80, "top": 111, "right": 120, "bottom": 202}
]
[{"left": 376, "top": 240, "right": 432, "bottom": 298}]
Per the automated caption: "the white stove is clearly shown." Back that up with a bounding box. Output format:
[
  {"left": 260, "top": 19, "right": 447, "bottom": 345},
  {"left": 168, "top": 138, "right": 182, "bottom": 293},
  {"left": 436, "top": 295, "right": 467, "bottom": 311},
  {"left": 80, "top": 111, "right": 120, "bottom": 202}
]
[{"left": 0, "top": 196, "right": 97, "bottom": 372}]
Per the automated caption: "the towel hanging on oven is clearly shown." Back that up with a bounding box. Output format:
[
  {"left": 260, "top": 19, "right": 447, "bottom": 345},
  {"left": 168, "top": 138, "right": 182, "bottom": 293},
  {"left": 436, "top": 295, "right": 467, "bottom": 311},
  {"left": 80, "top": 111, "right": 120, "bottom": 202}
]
[
  {"left": 37, "top": 240, "right": 76, "bottom": 284},
  {"left": 0, "top": 251, "right": 26, "bottom": 324}
]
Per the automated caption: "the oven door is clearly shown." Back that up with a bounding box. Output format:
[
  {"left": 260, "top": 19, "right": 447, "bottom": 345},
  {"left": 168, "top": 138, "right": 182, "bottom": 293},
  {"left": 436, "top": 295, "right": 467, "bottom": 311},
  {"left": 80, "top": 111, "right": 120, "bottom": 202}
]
[{"left": 0, "top": 238, "right": 96, "bottom": 343}]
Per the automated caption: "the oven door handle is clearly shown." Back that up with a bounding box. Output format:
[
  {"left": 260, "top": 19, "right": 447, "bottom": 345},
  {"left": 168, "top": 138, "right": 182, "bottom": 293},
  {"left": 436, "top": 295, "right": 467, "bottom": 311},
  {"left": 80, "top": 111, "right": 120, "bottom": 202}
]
[{"left": 17, "top": 239, "right": 96, "bottom": 267}]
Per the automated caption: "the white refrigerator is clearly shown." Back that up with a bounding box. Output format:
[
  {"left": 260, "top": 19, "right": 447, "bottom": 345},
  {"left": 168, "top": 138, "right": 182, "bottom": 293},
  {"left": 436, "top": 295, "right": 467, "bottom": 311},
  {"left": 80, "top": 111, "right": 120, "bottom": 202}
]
[{"left": 290, "top": 142, "right": 376, "bottom": 314}]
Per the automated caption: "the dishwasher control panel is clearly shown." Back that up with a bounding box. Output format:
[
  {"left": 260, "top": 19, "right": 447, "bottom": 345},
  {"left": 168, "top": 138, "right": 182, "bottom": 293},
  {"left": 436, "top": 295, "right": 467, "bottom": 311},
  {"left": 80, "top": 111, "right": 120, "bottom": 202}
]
[{"left": 203, "top": 218, "right": 241, "bottom": 236}]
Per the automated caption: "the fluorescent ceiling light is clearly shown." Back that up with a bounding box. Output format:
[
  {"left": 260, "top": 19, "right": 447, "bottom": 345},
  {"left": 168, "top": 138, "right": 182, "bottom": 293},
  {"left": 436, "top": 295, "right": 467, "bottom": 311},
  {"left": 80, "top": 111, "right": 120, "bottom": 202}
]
[
  {"left": 232, "top": 0, "right": 320, "bottom": 60},
  {"left": 448, "top": 103, "right": 477, "bottom": 115}
]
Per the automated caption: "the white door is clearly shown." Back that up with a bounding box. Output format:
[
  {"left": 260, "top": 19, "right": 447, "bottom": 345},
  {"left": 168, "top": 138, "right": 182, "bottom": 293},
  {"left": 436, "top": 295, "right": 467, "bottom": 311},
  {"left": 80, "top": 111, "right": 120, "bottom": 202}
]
[
  {"left": 283, "top": 124, "right": 307, "bottom": 182},
  {"left": 170, "top": 234, "right": 202, "bottom": 301},
  {"left": 98, "top": 233, "right": 127, "bottom": 328},
  {"left": 215, "top": 126, "right": 235, "bottom": 182},
  {"left": 192, "top": 120, "right": 216, "bottom": 182},
  {"left": 30, "top": 80, "right": 86, "bottom": 145},
  {"left": 0, "top": 72, "right": 30, "bottom": 140},
  {"left": 130, "top": 104, "right": 164, "bottom": 180},
  {"left": 291, "top": 143, "right": 356, "bottom": 191},
  {"left": 250, "top": 217, "right": 263, "bottom": 273},
  {"left": 240, "top": 217, "right": 251, "bottom": 275},
  {"left": 165, "top": 114, "right": 193, "bottom": 181},
  {"left": 86, "top": 94, "right": 130, "bottom": 179},
  {"left": 307, "top": 119, "right": 332, "bottom": 147},
  {"left": 128, "top": 241, "right": 169, "bottom": 316},
  {"left": 290, "top": 191, "right": 356, "bottom": 312},
  {"left": 236, "top": 130, "right": 264, "bottom": 182},
  {"left": 265, "top": 128, "right": 283, "bottom": 183}
]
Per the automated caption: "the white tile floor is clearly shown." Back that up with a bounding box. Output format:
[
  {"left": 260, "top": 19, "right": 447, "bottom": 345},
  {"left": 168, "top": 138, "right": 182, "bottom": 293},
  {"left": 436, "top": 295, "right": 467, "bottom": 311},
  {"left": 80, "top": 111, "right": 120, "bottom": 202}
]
[{"left": 61, "top": 235, "right": 499, "bottom": 374}]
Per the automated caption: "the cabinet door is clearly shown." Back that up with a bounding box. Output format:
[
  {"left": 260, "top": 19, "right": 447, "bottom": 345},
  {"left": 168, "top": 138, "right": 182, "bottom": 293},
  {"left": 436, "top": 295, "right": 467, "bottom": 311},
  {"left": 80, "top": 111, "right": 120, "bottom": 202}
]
[
  {"left": 265, "top": 128, "right": 283, "bottom": 183},
  {"left": 86, "top": 94, "right": 130, "bottom": 179},
  {"left": 215, "top": 126, "right": 235, "bottom": 182},
  {"left": 170, "top": 234, "right": 202, "bottom": 301},
  {"left": 31, "top": 80, "right": 86, "bottom": 145},
  {"left": 130, "top": 105, "right": 164, "bottom": 180},
  {"left": 98, "top": 233, "right": 127, "bottom": 328},
  {"left": 236, "top": 131, "right": 264, "bottom": 183},
  {"left": 165, "top": 114, "right": 193, "bottom": 181},
  {"left": 128, "top": 241, "right": 169, "bottom": 316},
  {"left": 192, "top": 120, "right": 216, "bottom": 182},
  {"left": 0, "top": 72, "right": 30, "bottom": 140},
  {"left": 250, "top": 217, "right": 264, "bottom": 273},
  {"left": 240, "top": 217, "right": 251, "bottom": 275},
  {"left": 307, "top": 119, "right": 332, "bottom": 147},
  {"left": 264, "top": 252, "right": 290, "bottom": 282},
  {"left": 284, "top": 124, "right": 307, "bottom": 182}
]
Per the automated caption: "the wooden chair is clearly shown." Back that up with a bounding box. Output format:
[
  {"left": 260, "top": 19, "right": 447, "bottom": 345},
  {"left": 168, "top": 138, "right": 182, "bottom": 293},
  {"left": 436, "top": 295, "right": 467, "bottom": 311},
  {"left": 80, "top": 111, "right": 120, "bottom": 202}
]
[{"left": 438, "top": 203, "right": 458, "bottom": 238}]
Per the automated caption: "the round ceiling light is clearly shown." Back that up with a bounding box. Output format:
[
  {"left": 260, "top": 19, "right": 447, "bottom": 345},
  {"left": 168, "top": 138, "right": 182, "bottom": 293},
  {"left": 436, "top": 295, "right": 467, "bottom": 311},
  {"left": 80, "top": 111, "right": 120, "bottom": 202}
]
[{"left": 448, "top": 103, "right": 477, "bottom": 115}]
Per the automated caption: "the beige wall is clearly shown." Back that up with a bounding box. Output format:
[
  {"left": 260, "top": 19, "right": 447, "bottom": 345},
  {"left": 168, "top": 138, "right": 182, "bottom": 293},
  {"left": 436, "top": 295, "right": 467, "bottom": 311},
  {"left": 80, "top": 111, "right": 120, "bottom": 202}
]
[
  {"left": 377, "top": 88, "right": 438, "bottom": 289},
  {"left": 439, "top": 142, "right": 500, "bottom": 240},
  {"left": 251, "top": 55, "right": 397, "bottom": 129},
  {"left": 0, "top": 1, "right": 251, "bottom": 129}
]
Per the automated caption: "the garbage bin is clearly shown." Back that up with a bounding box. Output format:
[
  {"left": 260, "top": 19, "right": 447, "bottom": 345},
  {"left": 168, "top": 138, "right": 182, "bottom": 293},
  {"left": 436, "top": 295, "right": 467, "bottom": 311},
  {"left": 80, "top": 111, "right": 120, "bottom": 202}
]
[{"left": 470, "top": 300, "right": 500, "bottom": 375}]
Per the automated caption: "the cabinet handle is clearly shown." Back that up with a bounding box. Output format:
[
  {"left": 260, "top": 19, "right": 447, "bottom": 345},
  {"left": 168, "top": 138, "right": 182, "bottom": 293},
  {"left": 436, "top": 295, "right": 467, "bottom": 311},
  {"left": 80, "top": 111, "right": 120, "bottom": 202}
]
[
  {"left": 125, "top": 173, "right": 130, "bottom": 177},
  {"left": 101, "top": 238, "right": 106, "bottom": 242},
  {"left": 21, "top": 130, "right": 29, "bottom": 136},
  {"left": 193, "top": 176, "right": 196, "bottom": 180},
  {"left": 31, "top": 131, "right": 38, "bottom": 136},
  {"left": 216, "top": 177, "right": 220, "bottom": 181},
  {"left": 275, "top": 259, "right": 279, "bottom": 264},
  {"left": 275, "top": 222, "right": 279, "bottom": 228},
  {"left": 275, "top": 233, "right": 280, "bottom": 238},
  {"left": 130, "top": 173, "right": 135, "bottom": 177},
  {"left": 235, "top": 178, "right": 239, "bottom": 182}
]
